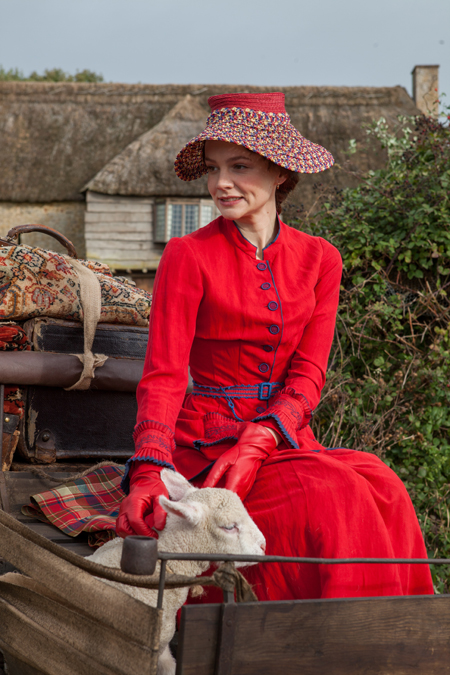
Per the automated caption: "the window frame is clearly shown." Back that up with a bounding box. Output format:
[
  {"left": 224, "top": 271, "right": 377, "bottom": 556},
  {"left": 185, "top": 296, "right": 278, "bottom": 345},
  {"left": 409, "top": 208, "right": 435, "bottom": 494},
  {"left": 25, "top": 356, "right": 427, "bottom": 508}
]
[{"left": 153, "top": 198, "right": 218, "bottom": 243}]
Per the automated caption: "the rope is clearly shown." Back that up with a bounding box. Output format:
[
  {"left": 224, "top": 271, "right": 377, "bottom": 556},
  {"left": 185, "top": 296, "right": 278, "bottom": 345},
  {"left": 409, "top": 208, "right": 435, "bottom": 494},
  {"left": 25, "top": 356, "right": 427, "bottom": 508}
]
[{"left": 25, "top": 461, "right": 125, "bottom": 485}]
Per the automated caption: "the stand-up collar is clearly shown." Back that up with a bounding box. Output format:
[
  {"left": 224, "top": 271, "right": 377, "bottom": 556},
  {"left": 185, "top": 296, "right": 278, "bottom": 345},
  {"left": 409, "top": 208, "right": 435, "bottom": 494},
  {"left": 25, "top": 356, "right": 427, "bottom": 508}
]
[{"left": 220, "top": 216, "right": 284, "bottom": 262}]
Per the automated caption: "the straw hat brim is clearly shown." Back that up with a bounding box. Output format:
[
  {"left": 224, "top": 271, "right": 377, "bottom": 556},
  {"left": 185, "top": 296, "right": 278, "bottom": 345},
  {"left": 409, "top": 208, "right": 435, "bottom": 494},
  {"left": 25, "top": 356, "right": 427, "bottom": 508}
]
[{"left": 174, "top": 112, "right": 334, "bottom": 181}]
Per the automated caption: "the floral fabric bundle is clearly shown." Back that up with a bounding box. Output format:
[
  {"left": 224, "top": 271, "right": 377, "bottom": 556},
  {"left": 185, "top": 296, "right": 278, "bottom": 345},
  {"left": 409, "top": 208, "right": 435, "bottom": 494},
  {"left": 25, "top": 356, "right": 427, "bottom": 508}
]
[{"left": 0, "top": 246, "right": 152, "bottom": 326}]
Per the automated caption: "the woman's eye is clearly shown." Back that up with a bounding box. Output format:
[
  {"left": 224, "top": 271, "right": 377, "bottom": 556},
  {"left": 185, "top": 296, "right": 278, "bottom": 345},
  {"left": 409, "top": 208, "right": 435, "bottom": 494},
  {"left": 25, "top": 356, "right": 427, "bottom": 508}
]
[{"left": 206, "top": 165, "right": 217, "bottom": 173}]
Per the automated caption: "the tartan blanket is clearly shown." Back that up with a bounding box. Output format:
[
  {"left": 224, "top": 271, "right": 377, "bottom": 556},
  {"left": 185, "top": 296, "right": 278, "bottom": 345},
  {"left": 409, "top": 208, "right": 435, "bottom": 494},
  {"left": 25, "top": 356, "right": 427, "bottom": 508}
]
[{"left": 21, "top": 464, "right": 126, "bottom": 547}]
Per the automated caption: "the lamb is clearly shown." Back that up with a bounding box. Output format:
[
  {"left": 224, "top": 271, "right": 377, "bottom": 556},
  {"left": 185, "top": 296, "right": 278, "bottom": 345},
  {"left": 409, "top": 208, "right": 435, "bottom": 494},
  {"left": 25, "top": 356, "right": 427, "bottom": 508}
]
[{"left": 87, "top": 469, "right": 265, "bottom": 675}]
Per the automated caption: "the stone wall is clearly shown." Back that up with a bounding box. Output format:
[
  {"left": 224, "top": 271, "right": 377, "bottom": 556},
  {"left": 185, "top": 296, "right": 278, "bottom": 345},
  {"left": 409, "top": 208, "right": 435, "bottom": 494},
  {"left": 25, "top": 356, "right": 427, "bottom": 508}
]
[{"left": 0, "top": 202, "right": 86, "bottom": 257}]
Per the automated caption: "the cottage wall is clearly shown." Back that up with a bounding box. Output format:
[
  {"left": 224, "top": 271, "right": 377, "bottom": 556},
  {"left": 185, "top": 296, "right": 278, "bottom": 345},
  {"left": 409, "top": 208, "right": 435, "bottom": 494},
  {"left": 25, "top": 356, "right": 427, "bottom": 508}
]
[{"left": 84, "top": 191, "right": 161, "bottom": 271}]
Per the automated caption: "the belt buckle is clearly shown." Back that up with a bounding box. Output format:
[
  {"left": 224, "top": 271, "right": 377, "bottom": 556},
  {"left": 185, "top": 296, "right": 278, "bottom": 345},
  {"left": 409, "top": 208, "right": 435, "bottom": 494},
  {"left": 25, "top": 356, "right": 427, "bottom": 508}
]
[{"left": 258, "top": 382, "right": 273, "bottom": 400}]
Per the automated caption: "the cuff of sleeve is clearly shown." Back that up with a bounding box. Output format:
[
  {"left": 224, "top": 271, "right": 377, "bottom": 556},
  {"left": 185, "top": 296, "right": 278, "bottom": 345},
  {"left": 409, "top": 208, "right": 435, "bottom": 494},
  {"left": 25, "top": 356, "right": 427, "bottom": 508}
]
[
  {"left": 121, "top": 420, "right": 176, "bottom": 493},
  {"left": 121, "top": 455, "right": 175, "bottom": 494},
  {"left": 252, "top": 388, "right": 312, "bottom": 449}
]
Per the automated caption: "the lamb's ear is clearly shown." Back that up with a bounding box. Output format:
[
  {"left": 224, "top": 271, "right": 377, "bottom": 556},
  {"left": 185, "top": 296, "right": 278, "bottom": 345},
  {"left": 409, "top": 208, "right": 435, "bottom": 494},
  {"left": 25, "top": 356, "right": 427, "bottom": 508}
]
[
  {"left": 159, "top": 495, "right": 205, "bottom": 526},
  {"left": 161, "top": 469, "right": 196, "bottom": 502}
]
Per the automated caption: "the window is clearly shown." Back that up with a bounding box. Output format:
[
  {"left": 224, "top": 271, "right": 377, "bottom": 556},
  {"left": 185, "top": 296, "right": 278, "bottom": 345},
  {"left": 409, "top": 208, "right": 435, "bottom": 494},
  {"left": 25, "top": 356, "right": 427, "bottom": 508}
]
[{"left": 154, "top": 199, "right": 218, "bottom": 243}]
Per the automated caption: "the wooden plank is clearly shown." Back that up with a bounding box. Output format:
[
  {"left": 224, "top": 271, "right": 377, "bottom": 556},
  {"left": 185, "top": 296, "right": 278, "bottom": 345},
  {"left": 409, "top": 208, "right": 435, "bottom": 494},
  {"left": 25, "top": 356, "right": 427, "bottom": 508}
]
[
  {"left": 177, "top": 595, "right": 450, "bottom": 675},
  {"left": 85, "top": 224, "right": 152, "bottom": 234},
  {"left": 0, "top": 509, "right": 161, "bottom": 645},
  {"left": 85, "top": 255, "right": 157, "bottom": 267},
  {"left": 0, "top": 472, "right": 10, "bottom": 513},
  {"left": 86, "top": 240, "right": 154, "bottom": 251},
  {"left": 85, "top": 232, "right": 153, "bottom": 244},
  {"left": 0, "top": 574, "right": 156, "bottom": 675},
  {"left": 85, "top": 232, "right": 152, "bottom": 241},
  {"left": 86, "top": 247, "right": 157, "bottom": 259},
  {"left": 87, "top": 203, "right": 152, "bottom": 214},
  {"left": 85, "top": 212, "right": 153, "bottom": 224},
  {"left": 0, "top": 599, "right": 117, "bottom": 675},
  {"left": 87, "top": 192, "right": 153, "bottom": 205},
  {"left": 95, "top": 260, "right": 161, "bottom": 271}
]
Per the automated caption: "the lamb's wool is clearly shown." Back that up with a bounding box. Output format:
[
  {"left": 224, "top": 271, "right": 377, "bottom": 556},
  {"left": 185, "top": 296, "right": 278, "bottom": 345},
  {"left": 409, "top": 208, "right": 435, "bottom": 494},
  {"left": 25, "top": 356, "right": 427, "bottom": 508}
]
[{"left": 88, "top": 470, "right": 264, "bottom": 675}]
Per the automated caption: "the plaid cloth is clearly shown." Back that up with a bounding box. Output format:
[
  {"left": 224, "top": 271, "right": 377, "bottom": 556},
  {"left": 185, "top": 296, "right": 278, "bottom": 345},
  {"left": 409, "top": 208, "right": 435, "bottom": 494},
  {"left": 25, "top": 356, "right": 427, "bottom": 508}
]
[{"left": 21, "top": 464, "right": 125, "bottom": 547}]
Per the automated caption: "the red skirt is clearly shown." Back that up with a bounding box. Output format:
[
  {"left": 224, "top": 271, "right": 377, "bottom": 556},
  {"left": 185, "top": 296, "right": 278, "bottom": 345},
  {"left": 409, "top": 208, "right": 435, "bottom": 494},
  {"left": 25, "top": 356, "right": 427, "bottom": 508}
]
[{"left": 175, "top": 445, "right": 434, "bottom": 600}]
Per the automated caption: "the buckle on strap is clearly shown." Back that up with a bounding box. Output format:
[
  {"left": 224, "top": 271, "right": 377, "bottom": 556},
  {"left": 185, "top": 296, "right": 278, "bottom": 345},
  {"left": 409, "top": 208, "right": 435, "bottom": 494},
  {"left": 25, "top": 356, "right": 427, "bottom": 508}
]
[{"left": 258, "top": 382, "right": 276, "bottom": 400}]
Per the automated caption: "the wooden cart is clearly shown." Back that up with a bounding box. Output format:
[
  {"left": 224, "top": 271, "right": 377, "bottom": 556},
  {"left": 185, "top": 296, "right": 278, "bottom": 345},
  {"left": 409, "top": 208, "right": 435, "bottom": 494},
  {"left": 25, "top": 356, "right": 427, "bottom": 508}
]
[{"left": 1, "top": 471, "right": 450, "bottom": 675}]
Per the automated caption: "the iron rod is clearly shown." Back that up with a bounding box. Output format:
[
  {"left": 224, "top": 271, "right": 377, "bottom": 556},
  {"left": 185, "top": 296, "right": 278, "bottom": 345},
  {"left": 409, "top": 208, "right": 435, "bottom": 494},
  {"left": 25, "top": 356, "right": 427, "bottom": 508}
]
[
  {"left": 158, "top": 551, "right": 450, "bottom": 566},
  {"left": 157, "top": 559, "right": 167, "bottom": 609}
]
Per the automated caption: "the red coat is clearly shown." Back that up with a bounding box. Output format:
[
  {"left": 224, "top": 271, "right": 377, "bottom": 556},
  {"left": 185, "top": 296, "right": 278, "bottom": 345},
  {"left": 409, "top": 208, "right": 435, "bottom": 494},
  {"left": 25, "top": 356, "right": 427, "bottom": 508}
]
[
  {"left": 131, "top": 216, "right": 340, "bottom": 475},
  {"left": 129, "top": 216, "right": 433, "bottom": 599}
]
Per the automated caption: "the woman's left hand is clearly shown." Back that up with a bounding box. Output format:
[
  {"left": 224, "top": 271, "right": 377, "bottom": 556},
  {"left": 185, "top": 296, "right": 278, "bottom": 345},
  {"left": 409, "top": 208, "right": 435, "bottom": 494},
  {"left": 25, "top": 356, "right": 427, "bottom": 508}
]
[{"left": 203, "top": 423, "right": 279, "bottom": 500}]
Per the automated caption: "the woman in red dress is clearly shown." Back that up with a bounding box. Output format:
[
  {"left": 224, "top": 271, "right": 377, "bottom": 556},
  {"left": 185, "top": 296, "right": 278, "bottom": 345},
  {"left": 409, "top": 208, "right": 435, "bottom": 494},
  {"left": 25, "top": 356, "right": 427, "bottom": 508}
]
[{"left": 116, "top": 92, "right": 433, "bottom": 599}]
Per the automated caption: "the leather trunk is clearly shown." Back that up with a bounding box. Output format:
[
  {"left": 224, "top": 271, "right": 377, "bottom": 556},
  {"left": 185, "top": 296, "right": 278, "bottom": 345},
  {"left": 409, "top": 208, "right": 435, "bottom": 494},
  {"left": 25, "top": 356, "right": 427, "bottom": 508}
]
[{"left": 17, "top": 318, "right": 148, "bottom": 464}]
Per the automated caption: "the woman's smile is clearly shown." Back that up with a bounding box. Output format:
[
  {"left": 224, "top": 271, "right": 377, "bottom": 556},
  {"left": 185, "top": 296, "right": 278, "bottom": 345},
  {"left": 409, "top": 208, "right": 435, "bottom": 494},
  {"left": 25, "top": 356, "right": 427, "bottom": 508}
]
[{"left": 218, "top": 195, "right": 244, "bottom": 206}]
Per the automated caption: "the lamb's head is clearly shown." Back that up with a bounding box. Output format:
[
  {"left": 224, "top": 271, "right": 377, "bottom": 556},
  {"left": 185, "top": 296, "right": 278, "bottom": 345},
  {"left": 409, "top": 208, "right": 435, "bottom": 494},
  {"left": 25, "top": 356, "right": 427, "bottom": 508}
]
[{"left": 158, "top": 469, "right": 265, "bottom": 566}]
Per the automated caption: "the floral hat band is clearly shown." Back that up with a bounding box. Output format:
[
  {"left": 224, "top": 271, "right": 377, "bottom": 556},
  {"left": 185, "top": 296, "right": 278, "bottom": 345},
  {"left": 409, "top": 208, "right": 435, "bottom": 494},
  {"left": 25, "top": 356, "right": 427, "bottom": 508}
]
[{"left": 174, "top": 92, "right": 334, "bottom": 181}]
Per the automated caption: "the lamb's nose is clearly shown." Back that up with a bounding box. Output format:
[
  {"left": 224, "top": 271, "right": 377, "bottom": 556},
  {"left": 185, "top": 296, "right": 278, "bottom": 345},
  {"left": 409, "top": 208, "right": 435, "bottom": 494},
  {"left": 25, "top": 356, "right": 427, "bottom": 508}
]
[{"left": 260, "top": 540, "right": 266, "bottom": 553}]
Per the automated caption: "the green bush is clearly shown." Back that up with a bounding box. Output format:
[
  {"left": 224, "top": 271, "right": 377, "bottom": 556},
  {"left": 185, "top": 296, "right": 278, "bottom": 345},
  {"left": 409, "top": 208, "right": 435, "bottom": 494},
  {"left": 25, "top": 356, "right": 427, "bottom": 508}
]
[
  {"left": 289, "top": 109, "right": 450, "bottom": 592},
  {"left": 0, "top": 66, "right": 104, "bottom": 82}
]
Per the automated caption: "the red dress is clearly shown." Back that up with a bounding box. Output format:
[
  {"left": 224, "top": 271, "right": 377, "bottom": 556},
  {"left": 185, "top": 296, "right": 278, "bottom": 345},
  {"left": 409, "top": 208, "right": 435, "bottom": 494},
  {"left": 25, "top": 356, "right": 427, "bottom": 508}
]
[{"left": 128, "top": 216, "right": 433, "bottom": 599}]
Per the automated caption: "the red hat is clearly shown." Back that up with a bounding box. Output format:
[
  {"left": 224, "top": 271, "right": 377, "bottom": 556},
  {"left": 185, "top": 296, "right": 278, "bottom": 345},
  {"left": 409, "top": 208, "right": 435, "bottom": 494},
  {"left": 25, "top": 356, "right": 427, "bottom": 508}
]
[{"left": 175, "top": 92, "right": 334, "bottom": 181}]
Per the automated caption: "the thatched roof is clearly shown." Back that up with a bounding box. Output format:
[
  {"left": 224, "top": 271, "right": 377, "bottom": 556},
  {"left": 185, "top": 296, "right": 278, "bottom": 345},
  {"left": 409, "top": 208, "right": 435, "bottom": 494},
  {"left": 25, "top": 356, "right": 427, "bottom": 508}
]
[
  {"left": 84, "top": 95, "right": 209, "bottom": 197},
  {"left": 0, "top": 82, "right": 420, "bottom": 204}
]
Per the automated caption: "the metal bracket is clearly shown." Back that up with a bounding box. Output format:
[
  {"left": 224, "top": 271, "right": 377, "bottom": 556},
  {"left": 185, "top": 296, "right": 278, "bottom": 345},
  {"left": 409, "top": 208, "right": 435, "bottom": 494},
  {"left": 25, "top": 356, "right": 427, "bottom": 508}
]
[
  {"left": 35, "top": 428, "right": 57, "bottom": 464},
  {"left": 2, "top": 413, "right": 19, "bottom": 435},
  {"left": 214, "top": 602, "right": 237, "bottom": 675}
]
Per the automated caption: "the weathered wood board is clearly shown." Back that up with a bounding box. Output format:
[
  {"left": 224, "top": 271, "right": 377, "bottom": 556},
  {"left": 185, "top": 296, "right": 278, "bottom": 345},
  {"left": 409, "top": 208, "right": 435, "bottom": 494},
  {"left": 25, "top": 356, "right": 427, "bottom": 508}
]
[{"left": 177, "top": 595, "right": 450, "bottom": 675}]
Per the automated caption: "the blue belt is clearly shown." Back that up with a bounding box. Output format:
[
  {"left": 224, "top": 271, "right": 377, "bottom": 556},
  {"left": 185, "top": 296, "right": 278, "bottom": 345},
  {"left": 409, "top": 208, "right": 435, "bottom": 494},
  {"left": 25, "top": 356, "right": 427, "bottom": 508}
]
[{"left": 192, "top": 380, "right": 284, "bottom": 421}]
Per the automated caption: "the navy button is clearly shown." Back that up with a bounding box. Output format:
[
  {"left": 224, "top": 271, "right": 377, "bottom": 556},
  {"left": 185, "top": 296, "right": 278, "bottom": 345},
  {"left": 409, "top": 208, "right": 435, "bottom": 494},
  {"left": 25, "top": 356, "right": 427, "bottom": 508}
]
[
  {"left": 256, "top": 406, "right": 265, "bottom": 414},
  {"left": 258, "top": 363, "right": 270, "bottom": 373},
  {"left": 269, "top": 325, "right": 280, "bottom": 335},
  {"left": 263, "top": 345, "right": 274, "bottom": 352},
  {"left": 268, "top": 301, "right": 278, "bottom": 311},
  {"left": 261, "top": 282, "right": 271, "bottom": 290},
  {"left": 257, "top": 262, "right": 267, "bottom": 271}
]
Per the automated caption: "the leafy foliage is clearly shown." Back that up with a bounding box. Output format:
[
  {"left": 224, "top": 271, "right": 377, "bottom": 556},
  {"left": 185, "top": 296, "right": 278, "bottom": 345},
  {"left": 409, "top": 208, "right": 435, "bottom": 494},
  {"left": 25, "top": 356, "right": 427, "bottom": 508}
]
[
  {"left": 0, "top": 66, "right": 104, "bottom": 82},
  {"left": 288, "top": 108, "right": 450, "bottom": 592}
]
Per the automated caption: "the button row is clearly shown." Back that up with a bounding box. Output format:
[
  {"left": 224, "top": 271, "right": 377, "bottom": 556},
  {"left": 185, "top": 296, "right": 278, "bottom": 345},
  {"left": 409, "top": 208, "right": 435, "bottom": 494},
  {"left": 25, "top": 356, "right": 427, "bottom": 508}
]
[{"left": 257, "top": 262, "right": 280, "bottom": 376}]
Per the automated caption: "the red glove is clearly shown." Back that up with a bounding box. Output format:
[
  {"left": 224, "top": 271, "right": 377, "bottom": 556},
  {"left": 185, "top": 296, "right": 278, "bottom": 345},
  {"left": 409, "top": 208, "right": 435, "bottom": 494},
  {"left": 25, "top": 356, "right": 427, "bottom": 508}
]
[
  {"left": 203, "top": 423, "right": 278, "bottom": 501},
  {"left": 115, "top": 462, "right": 169, "bottom": 538}
]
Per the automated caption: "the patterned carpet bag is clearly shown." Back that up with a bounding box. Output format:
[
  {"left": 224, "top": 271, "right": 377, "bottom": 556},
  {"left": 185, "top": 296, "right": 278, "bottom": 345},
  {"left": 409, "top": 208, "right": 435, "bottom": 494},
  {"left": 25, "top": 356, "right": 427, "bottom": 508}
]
[{"left": 0, "top": 225, "right": 152, "bottom": 326}]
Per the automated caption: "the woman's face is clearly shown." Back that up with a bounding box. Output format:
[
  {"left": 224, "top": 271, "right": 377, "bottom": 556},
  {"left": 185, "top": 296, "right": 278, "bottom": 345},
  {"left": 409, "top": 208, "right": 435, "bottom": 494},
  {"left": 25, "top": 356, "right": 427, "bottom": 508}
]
[{"left": 204, "top": 140, "right": 285, "bottom": 225}]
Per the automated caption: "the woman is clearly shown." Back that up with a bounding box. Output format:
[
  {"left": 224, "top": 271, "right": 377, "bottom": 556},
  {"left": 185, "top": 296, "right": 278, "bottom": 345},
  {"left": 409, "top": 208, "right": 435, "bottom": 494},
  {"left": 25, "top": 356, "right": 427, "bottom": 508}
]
[{"left": 116, "top": 92, "right": 433, "bottom": 599}]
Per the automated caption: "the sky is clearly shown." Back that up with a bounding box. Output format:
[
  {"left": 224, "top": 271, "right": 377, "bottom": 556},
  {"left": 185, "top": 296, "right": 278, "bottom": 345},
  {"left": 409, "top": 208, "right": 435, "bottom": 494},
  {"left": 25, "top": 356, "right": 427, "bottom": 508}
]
[{"left": 0, "top": 0, "right": 449, "bottom": 111}]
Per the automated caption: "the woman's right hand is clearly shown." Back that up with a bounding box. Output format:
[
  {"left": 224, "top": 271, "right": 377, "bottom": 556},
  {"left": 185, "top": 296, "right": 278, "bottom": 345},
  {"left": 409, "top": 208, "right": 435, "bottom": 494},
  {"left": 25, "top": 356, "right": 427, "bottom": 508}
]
[{"left": 115, "top": 462, "right": 169, "bottom": 538}]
